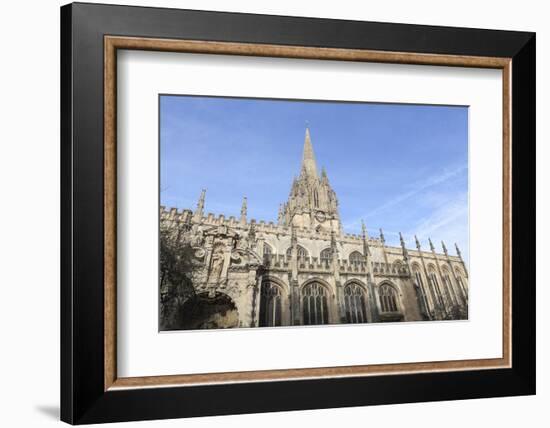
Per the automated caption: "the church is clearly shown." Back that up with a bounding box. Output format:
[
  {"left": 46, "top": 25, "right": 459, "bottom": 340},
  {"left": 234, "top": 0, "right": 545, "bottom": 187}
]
[{"left": 159, "top": 128, "right": 469, "bottom": 330}]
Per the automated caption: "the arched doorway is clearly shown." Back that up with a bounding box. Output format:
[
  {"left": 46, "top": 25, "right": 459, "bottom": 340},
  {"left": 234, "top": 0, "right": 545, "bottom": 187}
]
[{"left": 179, "top": 292, "right": 239, "bottom": 330}]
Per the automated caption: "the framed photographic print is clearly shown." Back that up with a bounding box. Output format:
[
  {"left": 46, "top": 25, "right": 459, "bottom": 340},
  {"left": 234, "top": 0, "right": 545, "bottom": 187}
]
[{"left": 60, "top": 2, "right": 535, "bottom": 424}]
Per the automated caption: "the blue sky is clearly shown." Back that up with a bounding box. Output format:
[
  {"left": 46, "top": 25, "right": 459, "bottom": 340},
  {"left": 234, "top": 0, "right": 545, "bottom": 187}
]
[{"left": 160, "top": 95, "right": 468, "bottom": 262}]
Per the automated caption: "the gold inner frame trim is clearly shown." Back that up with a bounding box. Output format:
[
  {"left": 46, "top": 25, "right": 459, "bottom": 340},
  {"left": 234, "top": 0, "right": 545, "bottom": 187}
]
[{"left": 104, "top": 35, "right": 512, "bottom": 391}]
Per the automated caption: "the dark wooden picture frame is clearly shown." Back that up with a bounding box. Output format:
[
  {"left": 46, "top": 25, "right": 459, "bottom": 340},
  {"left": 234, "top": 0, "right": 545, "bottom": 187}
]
[{"left": 61, "top": 2, "right": 535, "bottom": 424}]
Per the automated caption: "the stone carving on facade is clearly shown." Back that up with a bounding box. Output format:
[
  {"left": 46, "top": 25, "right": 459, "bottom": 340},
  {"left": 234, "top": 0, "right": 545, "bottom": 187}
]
[{"left": 207, "top": 244, "right": 225, "bottom": 285}]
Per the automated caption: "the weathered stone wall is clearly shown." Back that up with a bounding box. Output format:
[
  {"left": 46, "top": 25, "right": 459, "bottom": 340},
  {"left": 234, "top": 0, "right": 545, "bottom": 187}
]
[{"left": 160, "top": 206, "right": 469, "bottom": 329}]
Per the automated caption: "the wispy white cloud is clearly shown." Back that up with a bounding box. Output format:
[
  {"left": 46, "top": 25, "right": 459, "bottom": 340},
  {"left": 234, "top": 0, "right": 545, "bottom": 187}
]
[
  {"left": 367, "top": 164, "right": 467, "bottom": 218},
  {"left": 343, "top": 164, "right": 467, "bottom": 232},
  {"left": 405, "top": 190, "right": 469, "bottom": 264}
]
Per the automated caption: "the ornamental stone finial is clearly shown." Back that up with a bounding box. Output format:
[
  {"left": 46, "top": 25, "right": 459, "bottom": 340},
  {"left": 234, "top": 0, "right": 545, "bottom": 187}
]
[
  {"left": 415, "top": 235, "right": 421, "bottom": 250},
  {"left": 441, "top": 240, "right": 448, "bottom": 257},
  {"left": 428, "top": 237, "right": 435, "bottom": 252},
  {"left": 360, "top": 220, "right": 371, "bottom": 256},
  {"left": 399, "top": 232, "right": 408, "bottom": 261},
  {"left": 193, "top": 188, "right": 206, "bottom": 219},
  {"left": 240, "top": 196, "right": 247, "bottom": 224},
  {"left": 379, "top": 228, "right": 385, "bottom": 245},
  {"left": 455, "top": 243, "right": 462, "bottom": 259}
]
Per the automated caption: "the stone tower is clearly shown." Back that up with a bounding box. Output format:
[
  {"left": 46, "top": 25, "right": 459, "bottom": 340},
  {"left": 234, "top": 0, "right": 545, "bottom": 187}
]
[{"left": 280, "top": 127, "right": 341, "bottom": 234}]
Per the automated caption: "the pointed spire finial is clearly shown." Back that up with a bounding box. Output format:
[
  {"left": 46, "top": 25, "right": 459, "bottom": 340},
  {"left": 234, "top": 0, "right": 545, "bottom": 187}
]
[
  {"left": 441, "top": 240, "right": 448, "bottom": 256},
  {"left": 415, "top": 235, "right": 421, "bottom": 250},
  {"left": 379, "top": 228, "right": 385, "bottom": 245},
  {"left": 240, "top": 196, "right": 247, "bottom": 224},
  {"left": 455, "top": 243, "right": 462, "bottom": 258},
  {"left": 301, "top": 126, "right": 319, "bottom": 178},
  {"left": 361, "top": 220, "right": 371, "bottom": 256},
  {"left": 194, "top": 188, "right": 206, "bottom": 219},
  {"left": 428, "top": 237, "right": 435, "bottom": 252},
  {"left": 399, "top": 232, "right": 408, "bottom": 260}
]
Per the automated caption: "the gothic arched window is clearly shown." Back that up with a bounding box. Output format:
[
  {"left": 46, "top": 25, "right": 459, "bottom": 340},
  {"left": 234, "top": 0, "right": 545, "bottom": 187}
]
[
  {"left": 320, "top": 248, "right": 332, "bottom": 265},
  {"left": 428, "top": 266, "right": 444, "bottom": 307},
  {"left": 344, "top": 283, "right": 367, "bottom": 323},
  {"left": 259, "top": 282, "right": 282, "bottom": 327},
  {"left": 441, "top": 268, "right": 455, "bottom": 301},
  {"left": 263, "top": 243, "right": 273, "bottom": 263},
  {"left": 392, "top": 260, "right": 403, "bottom": 274},
  {"left": 302, "top": 282, "right": 329, "bottom": 325},
  {"left": 379, "top": 284, "right": 399, "bottom": 313},
  {"left": 286, "top": 245, "right": 308, "bottom": 260},
  {"left": 413, "top": 267, "right": 425, "bottom": 291},
  {"left": 349, "top": 251, "right": 363, "bottom": 265},
  {"left": 455, "top": 270, "right": 467, "bottom": 295}
]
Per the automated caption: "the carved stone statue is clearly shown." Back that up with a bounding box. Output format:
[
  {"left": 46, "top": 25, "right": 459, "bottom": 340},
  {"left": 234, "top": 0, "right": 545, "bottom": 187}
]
[{"left": 208, "top": 245, "right": 225, "bottom": 284}]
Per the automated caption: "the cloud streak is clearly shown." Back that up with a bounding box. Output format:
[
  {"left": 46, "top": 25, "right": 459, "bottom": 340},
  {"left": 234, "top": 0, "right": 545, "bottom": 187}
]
[
  {"left": 343, "top": 164, "right": 467, "bottom": 232},
  {"left": 405, "top": 191, "right": 469, "bottom": 263},
  {"left": 367, "top": 164, "right": 467, "bottom": 218}
]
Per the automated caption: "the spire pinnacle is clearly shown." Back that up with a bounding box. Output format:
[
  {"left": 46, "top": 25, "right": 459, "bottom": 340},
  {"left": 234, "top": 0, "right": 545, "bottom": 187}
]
[
  {"left": 455, "top": 243, "right": 462, "bottom": 259},
  {"left": 415, "top": 235, "right": 421, "bottom": 250},
  {"left": 240, "top": 196, "right": 247, "bottom": 224},
  {"left": 399, "top": 232, "right": 409, "bottom": 260},
  {"left": 361, "top": 220, "right": 371, "bottom": 256},
  {"left": 428, "top": 237, "right": 435, "bottom": 252},
  {"left": 193, "top": 188, "right": 206, "bottom": 219},
  {"left": 441, "top": 240, "right": 448, "bottom": 256},
  {"left": 301, "top": 126, "right": 318, "bottom": 178},
  {"left": 379, "top": 228, "right": 385, "bottom": 245}
]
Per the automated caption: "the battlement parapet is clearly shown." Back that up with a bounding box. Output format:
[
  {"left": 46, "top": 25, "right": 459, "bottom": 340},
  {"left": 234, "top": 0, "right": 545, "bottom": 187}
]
[{"left": 159, "top": 206, "right": 465, "bottom": 262}]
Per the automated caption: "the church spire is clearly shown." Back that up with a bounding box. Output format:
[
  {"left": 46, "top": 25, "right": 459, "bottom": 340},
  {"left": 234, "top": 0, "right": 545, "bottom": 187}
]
[{"left": 301, "top": 126, "right": 318, "bottom": 178}]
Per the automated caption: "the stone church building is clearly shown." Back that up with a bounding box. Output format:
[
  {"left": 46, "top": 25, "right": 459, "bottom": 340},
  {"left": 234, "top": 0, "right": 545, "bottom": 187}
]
[{"left": 160, "top": 128, "right": 469, "bottom": 330}]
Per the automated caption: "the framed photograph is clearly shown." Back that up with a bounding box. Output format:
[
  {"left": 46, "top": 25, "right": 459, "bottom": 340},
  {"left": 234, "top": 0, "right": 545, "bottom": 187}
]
[{"left": 60, "top": 2, "right": 535, "bottom": 424}]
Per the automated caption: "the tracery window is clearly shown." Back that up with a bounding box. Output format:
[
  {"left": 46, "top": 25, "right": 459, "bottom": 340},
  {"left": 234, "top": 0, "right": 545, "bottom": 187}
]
[
  {"left": 442, "top": 270, "right": 454, "bottom": 301},
  {"left": 413, "top": 269, "right": 424, "bottom": 290},
  {"left": 302, "top": 282, "right": 329, "bottom": 325},
  {"left": 379, "top": 283, "right": 399, "bottom": 312},
  {"left": 344, "top": 283, "right": 367, "bottom": 323},
  {"left": 393, "top": 260, "right": 405, "bottom": 274},
  {"left": 259, "top": 282, "right": 282, "bottom": 327},
  {"left": 320, "top": 248, "right": 332, "bottom": 265},
  {"left": 429, "top": 270, "right": 444, "bottom": 306},
  {"left": 456, "top": 275, "right": 466, "bottom": 294},
  {"left": 286, "top": 245, "right": 308, "bottom": 260},
  {"left": 349, "top": 251, "right": 363, "bottom": 265},
  {"left": 263, "top": 243, "right": 273, "bottom": 263}
]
